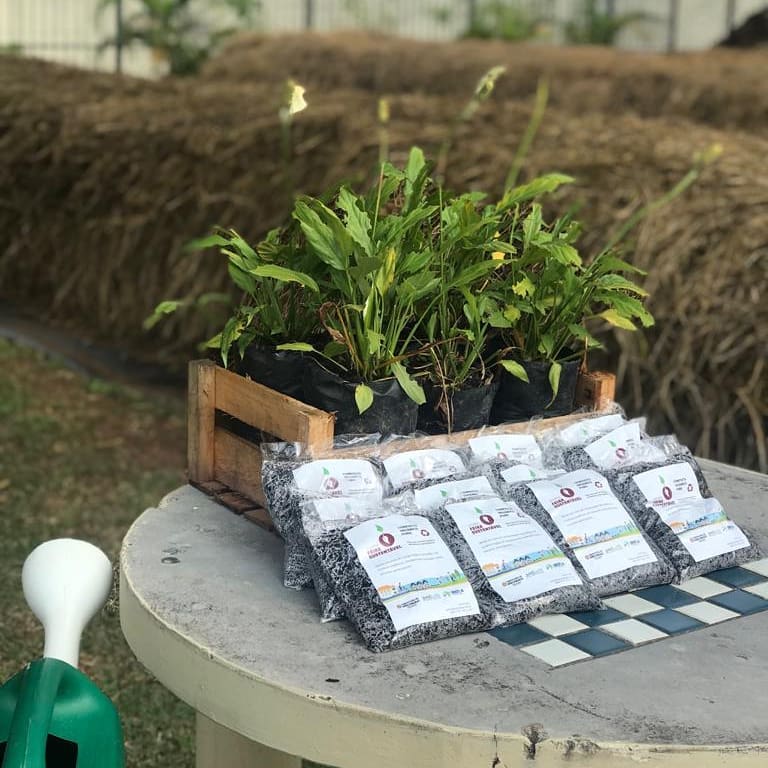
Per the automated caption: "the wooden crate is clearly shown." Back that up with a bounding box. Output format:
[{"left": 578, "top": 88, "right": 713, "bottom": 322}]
[{"left": 187, "top": 359, "right": 616, "bottom": 528}]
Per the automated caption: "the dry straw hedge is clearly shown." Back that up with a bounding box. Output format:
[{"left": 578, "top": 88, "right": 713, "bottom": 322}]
[{"left": 0, "top": 36, "right": 765, "bottom": 471}]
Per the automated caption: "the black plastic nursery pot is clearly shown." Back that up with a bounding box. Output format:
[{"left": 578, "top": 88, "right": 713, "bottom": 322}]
[
  {"left": 303, "top": 358, "right": 419, "bottom": 436},
  {"left": 238, "top": 343, "right": 306, "bottom": 401},
  {"left": 490, "top": 357, "right": 580, "bottom": 424},
  {"left": 417, "top": 380, "right": 500, "bottom": 435}
]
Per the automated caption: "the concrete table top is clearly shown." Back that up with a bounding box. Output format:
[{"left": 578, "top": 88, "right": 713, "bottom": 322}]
[{"left": 120, "top": 460, "right": 768, "bottom": 768}]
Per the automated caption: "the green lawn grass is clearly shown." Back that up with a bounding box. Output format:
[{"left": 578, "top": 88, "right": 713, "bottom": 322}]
[{"left": 0, "top": 339, "right": 194, "bottom": 767}]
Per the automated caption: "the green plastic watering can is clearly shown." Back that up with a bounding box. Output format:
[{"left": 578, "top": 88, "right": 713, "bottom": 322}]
[{"left": 0, "top": 539, "right": 124, "bottom": 767}]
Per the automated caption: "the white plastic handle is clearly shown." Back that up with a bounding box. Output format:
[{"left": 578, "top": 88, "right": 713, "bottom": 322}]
[{"left": 22, "top": 538, "right": 113, "bottom": 667}]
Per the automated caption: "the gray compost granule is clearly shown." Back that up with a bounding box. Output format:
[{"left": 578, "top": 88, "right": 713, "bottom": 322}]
[
  {"left": 261, "top": 440, "right": 384, "bottom": 590},
  {"left": 608, "top": 453, "right": 761, "bottom": 581},
  {"left": 307, "top": 513, "right": 489, "bottom": 652},
  {"left": 507, "top": 473, "right": 676, "bottom": 596},
  {"left": 427, "top": 500, "right": 603, "bottom": 627}
]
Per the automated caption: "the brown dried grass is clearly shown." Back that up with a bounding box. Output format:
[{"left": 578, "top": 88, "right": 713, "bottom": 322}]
[{"left": 0, "top": 37, "right": 765, "bottom": 470}]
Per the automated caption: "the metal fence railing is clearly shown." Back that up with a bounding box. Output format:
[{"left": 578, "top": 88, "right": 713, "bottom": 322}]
[{"left": 0, "top": 0, "right": 765, "bottom": 77}]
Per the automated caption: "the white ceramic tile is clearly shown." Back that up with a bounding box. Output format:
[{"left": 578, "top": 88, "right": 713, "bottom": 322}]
[
  {"left": 674, "top": 577, "right": 731, "bottom": 599},
  {"left": 527, "top": 614, "right": 589, "bottom": 637},
  {"left": 742, "top": 558, "right": 768, "bottom": 578},
  {"left": 602, "top": 618, "right": 667, "bottom": 645},
  {"left": 676, "top": 601, "right": 739, "bottom": 624},
  {"left": 522, "top": 639, "right": 591, "bottom": 667},
  {"left": 744, "top": 582, "right": 768, "bottom": 600},
  {"left": 603, "top": 593, "right": 661, "bottom": 616}
]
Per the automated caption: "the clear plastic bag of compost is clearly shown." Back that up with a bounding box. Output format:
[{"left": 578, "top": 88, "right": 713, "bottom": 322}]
[
  {"left": 299, "top": 495, "right": 398, "bottom": 622},
  {"left": 607, "top": 441, "right": 761, "bottom": 581},
  {"left": 540, "top": 407, "right": 628, "bottom": 467},
  {"left": 507, "top": 468, "right": 676, "bottom": 596},
  {"left": 381, "top": 444, "right": 471, "bottom": 495},
  {"left": 430, "top": 496, "right": 603, "bottom": 628},
  {"left": 306, "top": 510, "right": 488, "bottom": 651},
  {"left": 465, "top": 427, "right": 564, "bottom": 491},
  {"left": 260, "top": 434, "right": 384, "bottom": 589},
  {"left": 558, "top": 420, "right": 668, "bottom": 472}
]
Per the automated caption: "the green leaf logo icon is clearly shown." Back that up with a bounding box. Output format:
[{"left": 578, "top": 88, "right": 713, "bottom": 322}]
[
  {"left": 494, "top": 441, "right": 501, "bottom": 451},
  {"left": 609, "top": 440, "right": 616, "bottom": 448},
  {"left": 322, "top": 467, "right": 330, "bottom": 475},
  {"left": 410, "top": 458, "right": 417, "bottom": 468},
  {"left": 659, "top": 475, "right": 665, "bottom": 484},
  {"left": 440, "top": 489, "right": 448, "bottom": 497},
  {"left": 474, "top": 507, "right": 483, "bottom": 515},
  {"left": 375, "top": 524, "right": 384, "bottom": 533},
  {"left": 529, "top": 468, "right": 537, "bottom": 478}
]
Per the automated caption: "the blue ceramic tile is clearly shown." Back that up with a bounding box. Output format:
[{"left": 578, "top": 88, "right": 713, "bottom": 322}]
[
  {"left": 633, "top": 585, "right": 698, "bottom": 608},
  {"left": 566, "top": 607, "right": 628, "bottom": 626},
  {"left": 639, "top": 609, "right": 705, "bottom": 635},
  {"left": 489, "top": 624, "right": 550, "bottom": 646},
  {"left": 706, "top": 567, "right": 765, "bottom": 589},
  {"left": 709, "top": 589, "right": 768, "bottom": 615},
  {"left": 564, "top": 629, "right": 629, "bottom": 656}
]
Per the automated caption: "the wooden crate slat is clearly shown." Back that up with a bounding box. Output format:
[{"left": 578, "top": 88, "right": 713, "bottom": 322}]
[
  {"left": 214, "top": 365, "right": 335, "bottom": 451},
  {"left": 188, "top": 360, "right": 216, "bottom": 483},
  {"left": 214, "top": 427, "right": 267, "bottom": 508}
]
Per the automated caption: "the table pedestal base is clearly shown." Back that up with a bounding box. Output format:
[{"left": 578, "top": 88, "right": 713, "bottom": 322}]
[{"left": 196, "top": 713, "right": 302, "bottom": 768}]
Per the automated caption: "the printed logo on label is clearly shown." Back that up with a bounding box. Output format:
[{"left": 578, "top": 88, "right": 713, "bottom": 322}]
[
  {"left": 494, "top": 441, "right": 508, "bottom": 461},
  {"left": 378, "top": 531, "right": 396, "bottom": 547},
  {"left": 560, "top": 487, "right": 576, "bottom": 499},
  {"left": 420, "top": 529, "right": 431, "bottom": 537},
  {"left": 479, "top": 513, "right": 495, "bottom": 526},
  {"left": 410, "top": 458, "right": 425, "bottom": 480}
]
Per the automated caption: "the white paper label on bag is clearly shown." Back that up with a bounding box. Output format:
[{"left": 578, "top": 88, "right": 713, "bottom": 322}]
[
  {"left": 447, "top": 498, "right": 582, "bottom": 603},
  {"left": 383, "top": 449, "right": 465, "bottom": 491},
  {"left": 293, "top": 459, "right": 383, "bottom": 501},
  {"left": 309, "top": 497, "right": 381, "bottom": 530},
  {"left": 584, "top": 422, "right": 666, "bottom": 470},
  {"left": 500, "top": 464, "right": 560, "bottom": 485},
  {"left": 528, "top": 469, "right": 657, "bottom": 579},
  {"left": 413, "top": 475, "right": 494, "bottom": 511},
  {"left": 468, "top": 433, "right": 542, "bottom": 464},
  {"left": 557, "top": 414, "right": 626, "bottom": 447},
  {"left": 345, "top": 514, "right": 479, "bottom": 631},
  {"left": 631, "top": 463, "right": 750, "bottom": 562}
]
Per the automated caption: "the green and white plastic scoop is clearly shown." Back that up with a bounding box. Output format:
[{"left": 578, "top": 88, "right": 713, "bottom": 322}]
[{"left": 0, "top": 539, "right": 125, "bottom": 767}]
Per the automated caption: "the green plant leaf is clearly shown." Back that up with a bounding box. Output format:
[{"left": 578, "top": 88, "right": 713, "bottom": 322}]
[
  {"left": 323, "top": 341, "right": 347, "bottom": 358},
  {"left": 247, "top": 264, "right": 319, "bottom": 291},
  {"left": 337, "top": 187, "right": 373, "bottom": 257},
  {"left": 548, "top": 361, "right": 562, "bottom": 401},
  {"left": 594, "top": 254, "right": 646, "bottom": 274},
  {"left": 275, "top": 342, "right": 316, "bottom": 352},
  {"left": 355, "top": 384, "right": 375, "bottom": 414},
  {"left": 292, "top": 200, "right": 348, "bottom": 270},
  {"left": 498, "top": 173, "right": 574, "bottom": 209},
  {"left": 143, "top": 299, "right": 185, "bottom": 329},
  {"left": 500, "top": 359, "right": 530, "bottom": 382},
  {"left": 183, "top": 233, "right": 230, "bottom": 251},
  {"left": 599, "top": 309, "right": 637, "bottom": 330},
  {"left": 596, "top": 274, "right": 648, "bottom": 296},
  {"left": 227, "top": 262, "right": 257, "bottom": 294},
  {"left": 543, "top": 241, "right": 582, "bottom": 266},
  {"left": 503, "top": 304, "right": 522, "bottom": 323},
  {"left": 391, "top": 361, "right": 426, "bottom": 405}
]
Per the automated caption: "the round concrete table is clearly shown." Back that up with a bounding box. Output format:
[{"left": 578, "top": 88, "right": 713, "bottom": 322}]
[{"left": 120, "top": 460, "right": 768, "bottom": 768}]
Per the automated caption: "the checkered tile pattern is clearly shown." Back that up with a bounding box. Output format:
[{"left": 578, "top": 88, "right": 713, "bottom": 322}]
[{"left": 488, "top": 560, "right": 768, "bottom": 667}]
